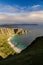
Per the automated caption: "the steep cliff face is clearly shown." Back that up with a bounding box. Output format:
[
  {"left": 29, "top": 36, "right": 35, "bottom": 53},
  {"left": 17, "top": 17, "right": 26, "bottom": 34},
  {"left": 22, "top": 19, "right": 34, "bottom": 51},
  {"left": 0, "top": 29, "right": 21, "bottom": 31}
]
[
  {"left": 0, "top": 27, "right": 14, "bottom": 36},
  {"left": 0, "top": 27, "right": 30, "bottom": 35},
  {"left": 14, "top": 28, "right": 30, "bottom": 35}
]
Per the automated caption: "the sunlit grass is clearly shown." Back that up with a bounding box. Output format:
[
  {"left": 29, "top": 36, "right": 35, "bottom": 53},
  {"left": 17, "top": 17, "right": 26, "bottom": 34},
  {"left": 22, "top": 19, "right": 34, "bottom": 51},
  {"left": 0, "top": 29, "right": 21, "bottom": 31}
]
[{"left": 0, "top": 28, "right": 15, "bottom": 58}]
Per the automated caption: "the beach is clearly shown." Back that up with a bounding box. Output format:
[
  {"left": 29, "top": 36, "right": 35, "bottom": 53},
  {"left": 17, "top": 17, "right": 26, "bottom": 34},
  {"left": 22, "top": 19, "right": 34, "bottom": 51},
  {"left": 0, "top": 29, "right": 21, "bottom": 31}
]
[{"left": 8, "top": 35, "right": 21, "bottom": 53}]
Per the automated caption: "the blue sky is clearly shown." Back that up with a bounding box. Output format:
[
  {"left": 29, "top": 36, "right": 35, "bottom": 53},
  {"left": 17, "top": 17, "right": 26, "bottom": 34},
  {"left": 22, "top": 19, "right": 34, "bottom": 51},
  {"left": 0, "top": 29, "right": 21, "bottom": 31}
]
[
  {"left": 0, "top": 0, "right": 43, "bottom": 24},
  {"left": 0, "top": 0, "right": 43, "bottom": 6}
]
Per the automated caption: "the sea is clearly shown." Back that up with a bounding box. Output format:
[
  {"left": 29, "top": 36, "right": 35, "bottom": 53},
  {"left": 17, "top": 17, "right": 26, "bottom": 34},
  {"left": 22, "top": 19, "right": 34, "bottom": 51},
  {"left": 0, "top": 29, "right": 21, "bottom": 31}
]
[{"left": 1, "top": 24, "right": 43, "bottom": 51}]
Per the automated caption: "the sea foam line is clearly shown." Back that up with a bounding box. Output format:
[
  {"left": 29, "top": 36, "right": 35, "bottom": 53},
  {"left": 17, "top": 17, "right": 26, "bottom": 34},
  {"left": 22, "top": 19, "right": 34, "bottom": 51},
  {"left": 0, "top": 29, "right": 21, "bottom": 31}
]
[{"left": 8, "top": 35, "right": 21, "bottom": 53}]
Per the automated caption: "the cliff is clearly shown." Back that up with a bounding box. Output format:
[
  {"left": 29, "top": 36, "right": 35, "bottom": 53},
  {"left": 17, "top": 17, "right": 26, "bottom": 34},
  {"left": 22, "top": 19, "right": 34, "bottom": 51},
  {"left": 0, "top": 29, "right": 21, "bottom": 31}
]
[
  {"left": 0, "top": 27, "right": 30, "bottom": 36},
  {"left": 0, "top": 27, "right": 30, "bottom": 58}
]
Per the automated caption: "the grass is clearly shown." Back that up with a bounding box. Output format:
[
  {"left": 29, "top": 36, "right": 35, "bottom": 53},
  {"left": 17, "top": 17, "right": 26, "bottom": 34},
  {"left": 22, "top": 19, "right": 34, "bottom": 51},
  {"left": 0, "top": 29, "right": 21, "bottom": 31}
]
[
  {"left": 0, "top": 28, "right": 15, "bottom": 58},
  {"left": 0, "top": 38, "right": 15, "bottom": 58}
]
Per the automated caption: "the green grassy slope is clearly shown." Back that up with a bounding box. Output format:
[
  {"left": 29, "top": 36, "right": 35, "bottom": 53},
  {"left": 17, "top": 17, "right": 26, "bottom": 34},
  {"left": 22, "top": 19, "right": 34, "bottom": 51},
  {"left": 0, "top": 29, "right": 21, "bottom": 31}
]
[
  {"left": 0, "top": 39, "right": 15, "bottom": 58},
  {"left": 0, "top": 36, "right": 43, "bottom": 65}
]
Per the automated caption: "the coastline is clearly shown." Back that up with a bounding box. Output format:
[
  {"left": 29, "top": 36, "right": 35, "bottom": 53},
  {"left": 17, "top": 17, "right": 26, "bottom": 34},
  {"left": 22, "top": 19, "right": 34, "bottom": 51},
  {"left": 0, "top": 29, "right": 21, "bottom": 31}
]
[{"left": 8, "top": 34, "right": 21, "bottom": 53}]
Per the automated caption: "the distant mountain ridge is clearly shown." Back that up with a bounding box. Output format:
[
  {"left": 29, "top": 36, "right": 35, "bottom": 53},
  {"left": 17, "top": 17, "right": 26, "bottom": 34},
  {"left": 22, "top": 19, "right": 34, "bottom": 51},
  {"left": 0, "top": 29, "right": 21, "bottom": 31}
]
[{"left": 0, "top": 24, "right": 38, "bottom": 28}]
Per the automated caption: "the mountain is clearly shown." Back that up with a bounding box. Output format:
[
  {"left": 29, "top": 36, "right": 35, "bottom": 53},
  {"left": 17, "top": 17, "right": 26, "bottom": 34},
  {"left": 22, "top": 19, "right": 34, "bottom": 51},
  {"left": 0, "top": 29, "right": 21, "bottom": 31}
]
[
  {"left": 0, "top": 24, "right": 38, "bottom": 28},
  {"left": 0, "top": 36, "right": 43, "bottom": 65}
]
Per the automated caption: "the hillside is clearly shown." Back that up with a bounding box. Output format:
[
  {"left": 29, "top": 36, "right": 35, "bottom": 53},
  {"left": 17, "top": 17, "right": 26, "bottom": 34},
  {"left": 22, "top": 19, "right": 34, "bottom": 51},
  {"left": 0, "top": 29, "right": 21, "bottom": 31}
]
[
  {"left": 0, "top": 36, "right": 43, "bottom": 65},
  {"left": 0, "top": 27, "right": 29, "bottom": 58},
  {"left": 0, "top": 27, "right": 15, "bottom": 58}
]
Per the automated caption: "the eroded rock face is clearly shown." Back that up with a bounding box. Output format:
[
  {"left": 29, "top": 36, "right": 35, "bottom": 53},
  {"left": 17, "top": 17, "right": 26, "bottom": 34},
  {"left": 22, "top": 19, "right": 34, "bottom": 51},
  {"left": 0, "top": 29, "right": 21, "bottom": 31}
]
[
  {"left": 0, "top": 27, "right": 14, "bottom": 35},
  {"left": 14, "top": 28, "right": 30, "bottom": 35},
  {"left": 14, "top": 29, "right": 18, "bottom": 33},
  {"left": 0, "top": 27, "right": 31, "bottom": 35}
]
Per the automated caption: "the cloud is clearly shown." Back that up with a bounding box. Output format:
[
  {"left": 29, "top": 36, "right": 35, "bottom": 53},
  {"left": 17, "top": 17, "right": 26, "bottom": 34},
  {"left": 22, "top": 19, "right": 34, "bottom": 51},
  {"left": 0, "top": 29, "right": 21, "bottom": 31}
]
[
  {"left": 0, "top": 4, "right": 26, "bottom": 14},
  {"left": 0, "top": 4, "right": 41, "bottom": 14},
  {"left": 0, "top": 5, "right": 19, "bottom": 13},
  {"left": 32, "top": 5, "right": 40, "bottom": 9},
  {"left": 0, "top": 4, "right": 43, "bottom": 24},
  {"left": 31, "top": 4, "right": 41, "bottom": 11},
  {"left": 0, "top": 11, "right": 43, "bottom": 24}
]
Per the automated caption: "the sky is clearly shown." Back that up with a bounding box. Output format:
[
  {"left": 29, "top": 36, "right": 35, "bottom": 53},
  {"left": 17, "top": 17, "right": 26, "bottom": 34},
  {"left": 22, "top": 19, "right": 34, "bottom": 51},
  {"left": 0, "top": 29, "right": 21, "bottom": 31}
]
[{"left": 0, "top": 0, "right": 43, "bottom": 24}]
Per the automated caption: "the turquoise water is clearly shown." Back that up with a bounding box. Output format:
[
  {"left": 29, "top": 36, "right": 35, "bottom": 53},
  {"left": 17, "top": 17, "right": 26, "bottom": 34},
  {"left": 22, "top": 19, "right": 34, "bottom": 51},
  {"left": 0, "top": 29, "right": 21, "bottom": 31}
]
[
  {"left": 11, "top": 25, "right": 43, "bottom": 51},
  {"left": 11, "top": 35, "right": 28, "bottom": 50}
]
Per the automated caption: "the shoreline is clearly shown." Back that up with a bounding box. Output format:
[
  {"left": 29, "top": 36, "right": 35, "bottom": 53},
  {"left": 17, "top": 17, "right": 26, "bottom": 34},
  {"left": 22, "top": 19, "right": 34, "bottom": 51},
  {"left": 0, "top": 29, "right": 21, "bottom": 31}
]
[{"left": 8, "top": 34, "right": 21, "bottom": 53}]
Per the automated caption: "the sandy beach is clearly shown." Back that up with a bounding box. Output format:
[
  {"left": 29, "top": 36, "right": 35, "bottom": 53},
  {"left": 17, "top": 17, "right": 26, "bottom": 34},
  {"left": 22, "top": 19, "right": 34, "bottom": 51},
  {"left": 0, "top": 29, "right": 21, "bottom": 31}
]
[{"left": 8, "top": 35, "right": 21, "bottom": 53}]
